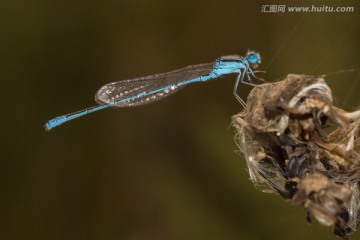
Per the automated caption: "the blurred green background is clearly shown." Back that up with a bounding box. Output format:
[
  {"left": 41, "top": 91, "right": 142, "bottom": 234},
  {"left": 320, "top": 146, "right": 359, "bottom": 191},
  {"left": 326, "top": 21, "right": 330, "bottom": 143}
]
[{"left": 1, "top": 0, "right": 360, "bottom": 239}]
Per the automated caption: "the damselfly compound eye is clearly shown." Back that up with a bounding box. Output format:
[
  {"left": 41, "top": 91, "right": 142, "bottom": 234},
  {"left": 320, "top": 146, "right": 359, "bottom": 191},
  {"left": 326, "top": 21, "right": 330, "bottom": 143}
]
[{"left": 246, "top": 51, "right": 261, "bottom": 68}]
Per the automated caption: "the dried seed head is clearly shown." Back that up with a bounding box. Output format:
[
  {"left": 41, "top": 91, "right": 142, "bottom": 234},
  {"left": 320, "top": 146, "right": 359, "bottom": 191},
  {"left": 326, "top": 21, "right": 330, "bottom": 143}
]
[{"left": 233, "top": 74, "right": 360, "bottom": 238}]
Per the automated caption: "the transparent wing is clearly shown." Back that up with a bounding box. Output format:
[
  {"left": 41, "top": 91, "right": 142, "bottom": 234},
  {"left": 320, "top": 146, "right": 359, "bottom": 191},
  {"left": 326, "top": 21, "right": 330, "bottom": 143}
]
[{"left": 95, "top": 62, "right": 214, "bottom": 107}]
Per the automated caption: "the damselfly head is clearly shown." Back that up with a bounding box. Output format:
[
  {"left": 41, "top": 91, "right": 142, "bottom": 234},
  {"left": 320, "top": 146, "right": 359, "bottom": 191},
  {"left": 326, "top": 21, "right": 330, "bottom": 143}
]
[{"left": 246, "top": 50, "right": 261, "bottom": 69}]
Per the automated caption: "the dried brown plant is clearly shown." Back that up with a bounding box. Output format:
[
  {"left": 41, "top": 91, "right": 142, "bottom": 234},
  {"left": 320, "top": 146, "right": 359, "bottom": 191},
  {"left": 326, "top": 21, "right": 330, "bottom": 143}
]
[{"left": 233, "top": 74, "right": 360, "bottom": 238}]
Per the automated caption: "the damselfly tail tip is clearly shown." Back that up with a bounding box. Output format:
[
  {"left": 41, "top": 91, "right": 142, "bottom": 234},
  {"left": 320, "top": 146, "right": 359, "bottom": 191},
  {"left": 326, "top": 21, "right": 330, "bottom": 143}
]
[
  {"left": 44, "top": 116, "right": 65, "bottom": 131},
  {"left": 44, "top": 121, "right": 54, "bottom": 131}
]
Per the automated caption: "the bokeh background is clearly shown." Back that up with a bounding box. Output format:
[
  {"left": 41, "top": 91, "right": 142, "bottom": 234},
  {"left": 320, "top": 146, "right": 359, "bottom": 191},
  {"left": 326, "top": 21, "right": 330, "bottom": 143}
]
[{"left": 1, "top": 0, "right": 360, "bottom": 239}]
